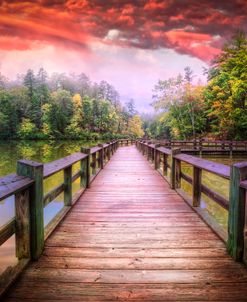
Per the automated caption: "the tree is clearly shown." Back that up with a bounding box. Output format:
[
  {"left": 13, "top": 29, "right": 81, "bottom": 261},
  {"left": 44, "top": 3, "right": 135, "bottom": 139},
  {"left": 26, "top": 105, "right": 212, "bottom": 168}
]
[
  {"left": 50, "top": 90, "right": 73, "bottom": 135},
  {"left": 151, "top": 71, "right": 206, "bottom": 139},
  {"left": 204, "top": 31, "right": 247, "bottom": 139},
  {"left": 23, "top": 69, "right": 36, "bottom": 98},
  {"left": 17, "top": 118, "right": 38, "bottom": 139},
  {"left": 66, "top": 94, "right": 84, "bottom": 138},
  {"left": 125, "top": 99, "right": 137, "bottom": 117},
  {"left": 0, "top": 89, "right": 17, "bottom": 138},
  {"left": 128, "top": 115, "right": 144, "bottom": 137},
  {"left": 98, "top": 81, "right": 120, "bottom": 108},
  {"left": 36, "top": 68, "right": 50, "bottom": 107}
]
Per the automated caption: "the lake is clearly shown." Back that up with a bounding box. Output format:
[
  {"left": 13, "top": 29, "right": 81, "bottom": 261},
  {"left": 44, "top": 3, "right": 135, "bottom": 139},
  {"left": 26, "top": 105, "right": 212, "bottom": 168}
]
[{"left": 0, "top": 140, "right": 247, "bottom": 274}]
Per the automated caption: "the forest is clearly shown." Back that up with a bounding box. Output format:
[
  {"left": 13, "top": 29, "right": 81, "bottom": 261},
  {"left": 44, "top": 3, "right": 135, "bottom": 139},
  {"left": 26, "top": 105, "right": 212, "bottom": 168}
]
[
  {"left": 0, "top": 71, "right": 144, "bottom": 140},
  {"left": 144, "top": 32, "right": 247, "bottom": 140},
  {"left": 0, "top": 33, "right": 246, "bottom": 141}
]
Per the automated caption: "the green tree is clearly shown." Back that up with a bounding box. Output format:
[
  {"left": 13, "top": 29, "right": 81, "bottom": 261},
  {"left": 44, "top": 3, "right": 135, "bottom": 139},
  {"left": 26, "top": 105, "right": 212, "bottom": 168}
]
[
  {"left": 50, "top": 90, "right": 73, "bottom": 135},
  {"left": 0, "top": 89, "right": 17, "bottom": 138},
  {"left": 17, "top": 118, "right": 38, "bottom": 139},
  {"left": 204, "top": 31, "right": 247, "bottom": 139}
]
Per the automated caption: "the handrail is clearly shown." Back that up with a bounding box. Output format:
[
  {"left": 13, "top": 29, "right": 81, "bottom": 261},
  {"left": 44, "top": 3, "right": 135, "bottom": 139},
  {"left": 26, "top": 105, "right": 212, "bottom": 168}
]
[
  {"left": 141, "top": 139, "right": 247, "bottom": 153},
  {"left": 0, "top": 139, "right": 135, "bottom": 297},
  {"left": 0, "top": 174, "right": 34, "bottom": 201},
  {"left": 136, "top": 140, "right": 247, "bottom": 264},
  {"left": 43, "top": 152, "right": 87, "bottom": 179},
  {"left": 174, "top": 153, "right": 230, "bottom": 179}
]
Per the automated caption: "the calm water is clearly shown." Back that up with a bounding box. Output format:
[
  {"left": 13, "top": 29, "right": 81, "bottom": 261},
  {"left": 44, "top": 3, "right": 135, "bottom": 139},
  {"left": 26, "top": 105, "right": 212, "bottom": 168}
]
[
  {"left": 180, "top": 155, "right": 247, "bottom": 231},
  {"left": 0, "top": 141, "right": 247, "bottom": 274},
  {"left": 0, "top": 140, "right": 102, "bottom": 273}
]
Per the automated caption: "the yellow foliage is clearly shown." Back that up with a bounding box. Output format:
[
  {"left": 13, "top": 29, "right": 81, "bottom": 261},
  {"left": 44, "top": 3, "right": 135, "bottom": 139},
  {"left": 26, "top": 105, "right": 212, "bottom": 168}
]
[
  {"left": 72, "top": 94, "right": 82, "bottom": 108},
  {"left": 128, "top": 115, "right": 144, "bottom": 137}
]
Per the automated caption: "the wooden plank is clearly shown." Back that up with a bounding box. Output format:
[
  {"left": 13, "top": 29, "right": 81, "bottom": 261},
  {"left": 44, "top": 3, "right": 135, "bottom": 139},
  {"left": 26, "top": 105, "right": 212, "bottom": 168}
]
[
  {"left": 43, "top": 183, "right": 65, "bottom": 207},
  {"left": 35, "top": 256, "right": 239, "bottom": 270},
  {"left": 6, "top": 282, "right": 247, "bottom": 301},
  {"left": 72, "top": 170, "right": 81, "bottom": 183},
  {"left": 0, "top": 174, "right": 33, "bottom": 201},
  {"left": 44, "top": 153, "right": 87, "bottom": 179},
  {"left": 156, "top": 146, "right": 171, "bottom": 155},
  {"left": 201, "top": 184, "right": 229, "bottom": 210},
  {"left": 0, "top": 219, "right": 15, "bottom": 246},
  {"left": 43, "top": 246, "right": 228, "bottom": 258},
  {"left": 15, "top": 268, "right": 247, "bottom": 284}
]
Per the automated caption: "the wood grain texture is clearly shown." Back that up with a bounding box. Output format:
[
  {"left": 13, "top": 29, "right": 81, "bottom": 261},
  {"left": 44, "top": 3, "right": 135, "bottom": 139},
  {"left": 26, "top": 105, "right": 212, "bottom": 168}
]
[{"left": 4, "top": 145, "right": 247, "bottom": 301}]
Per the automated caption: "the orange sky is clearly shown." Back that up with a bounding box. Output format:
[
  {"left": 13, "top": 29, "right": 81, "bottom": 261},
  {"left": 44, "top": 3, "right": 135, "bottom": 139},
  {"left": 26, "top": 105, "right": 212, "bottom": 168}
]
[{"left": 0, "top": 0, "right": 246, "bottom": 111}]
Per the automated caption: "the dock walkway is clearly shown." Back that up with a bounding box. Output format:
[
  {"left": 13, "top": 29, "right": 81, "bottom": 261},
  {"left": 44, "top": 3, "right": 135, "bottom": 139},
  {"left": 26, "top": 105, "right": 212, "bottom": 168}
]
[{"left": 5, "top": 145, "right": 247, "bottom": 301}]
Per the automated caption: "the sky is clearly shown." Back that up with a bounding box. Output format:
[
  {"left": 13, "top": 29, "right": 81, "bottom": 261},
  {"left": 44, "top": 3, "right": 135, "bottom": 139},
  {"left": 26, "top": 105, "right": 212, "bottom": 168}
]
[{"left": 0, "top": 0, "right": 246, "bottom": 112}]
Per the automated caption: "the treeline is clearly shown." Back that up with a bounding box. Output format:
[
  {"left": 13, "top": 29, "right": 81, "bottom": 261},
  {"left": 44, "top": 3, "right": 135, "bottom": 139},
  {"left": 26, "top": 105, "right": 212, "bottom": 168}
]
[
  {"left": 145, "top": 32, "right": 247, "bottom": 140},
  {"left": 0, "top": 71, "right": 144, "bottom": 140}
]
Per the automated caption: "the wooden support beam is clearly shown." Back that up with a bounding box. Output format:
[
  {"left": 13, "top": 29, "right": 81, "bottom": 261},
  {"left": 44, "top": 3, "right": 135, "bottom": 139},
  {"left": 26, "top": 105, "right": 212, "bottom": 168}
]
[
  {"left": 17, "top": 160, "right": 44, "bottom": 261},
  {"left": 81, "top": 147, "right": 91, "bottom": 188},
  {"left": 170, "top": 149, "right": 180, "bottom": 189},
  {"left": 91, "top": 152, "right": 97, "bottom": 175},
  {"left": 227, "top": 162, "right": 247, "bottom": 261},
  {"left": 64, "top": 166, "right": 72, "bottom": 206},
  {"left": 98, "top": 144, "right": 104, "bottom": 169},
  {"left": 154, "top": 144, "right": 161, "bottom": 170},
  {"left": 163, "top": 154, "right": 168, "bottom": 176},
  {"left": 15, "top": 188, "right": 30, "bottom": 259},
  {"left": 192, "top": 167, "right": 202, "bottom": 207},
  {"left": 175, "top": 159, "right": 181, "bottom": 189}
]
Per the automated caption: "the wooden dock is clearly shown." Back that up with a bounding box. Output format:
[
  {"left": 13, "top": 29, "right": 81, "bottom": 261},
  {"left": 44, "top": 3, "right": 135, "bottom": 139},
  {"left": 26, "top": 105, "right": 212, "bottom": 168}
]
[{"left": 4, "top": 145, "right": 247, "bottom": 301}]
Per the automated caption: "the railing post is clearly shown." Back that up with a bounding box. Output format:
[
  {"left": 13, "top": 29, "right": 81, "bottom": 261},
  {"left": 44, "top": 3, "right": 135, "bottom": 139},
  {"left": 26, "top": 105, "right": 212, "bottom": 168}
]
[
  {"left": 81, "top": 147, "right": 91, "bottom": 188},
  {"left": 192, "top": 167, "right": 202, "bottom": 207},
  {"left": 170, "top": 149, "right": 180, "bottom": 189},
  {"left": 64, "top": 166, "right": 72, "bottom": 206},
  {"left": 147, "top": 142, "right": 151, "bottom": 161},
  {"left": 151, "top": 146, "right": 154, "bottom": 163},
  {"left": 17, "top": 160, "right": 44, "bottom": 260},
  {"left": 154, "top": 144, "right": 160, "bottom": 170},
  {"left": 229, "top": 142, "right": 233, "bottom": 158},
  {"left": 98, "top": 144, "right": 104, "bottom": 169},
  {"left": 163, "top": 153, "right": 168, "bottom": 176},
  {"left": 227, "top": 162, "right": 247, "bottom": 261},
  {"left": 107, "top": 144, "right": 111, "bottom": 161},
  {"left": 15, "top": 188, "right": 31, "bottom": 259},
  {"left": 142, "top": 143, "right": 145, "bottom": 156},
  {"left": 92, "top": 152, "right": 97, "bottom": 175}
]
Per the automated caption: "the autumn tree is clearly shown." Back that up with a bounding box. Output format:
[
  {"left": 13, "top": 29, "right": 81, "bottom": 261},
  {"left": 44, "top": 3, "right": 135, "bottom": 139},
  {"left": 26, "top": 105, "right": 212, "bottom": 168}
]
[
  {"left": 204, "top": 31, "right": 247, "bottom": 139},
  {"left": 128, "top": 115, "right": 144, "bottom": 138}
]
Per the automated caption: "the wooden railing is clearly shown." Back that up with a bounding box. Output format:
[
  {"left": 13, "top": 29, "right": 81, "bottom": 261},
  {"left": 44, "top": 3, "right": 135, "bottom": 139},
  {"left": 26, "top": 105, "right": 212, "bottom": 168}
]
[
  {"left": 0, "top": 140, "right": 124, "bottom": 295},
  {"left": 118, "top": 139, "right": 135, "bottom": 146},
  {"left": 136, "top": 140, "right": 247, "bottom": 264},
  {"left": 147, "top": 139, "right": 247, "bottom": 153}
]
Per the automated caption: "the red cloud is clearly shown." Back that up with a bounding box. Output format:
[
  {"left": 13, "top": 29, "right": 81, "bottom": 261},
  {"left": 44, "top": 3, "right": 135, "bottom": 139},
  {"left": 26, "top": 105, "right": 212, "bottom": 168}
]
[
  {"left": 0, "top": 0, "right": 246, "bottom": 62},
  {"left": 144, "top": 1, "right": 168, "bottom": 11}
]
